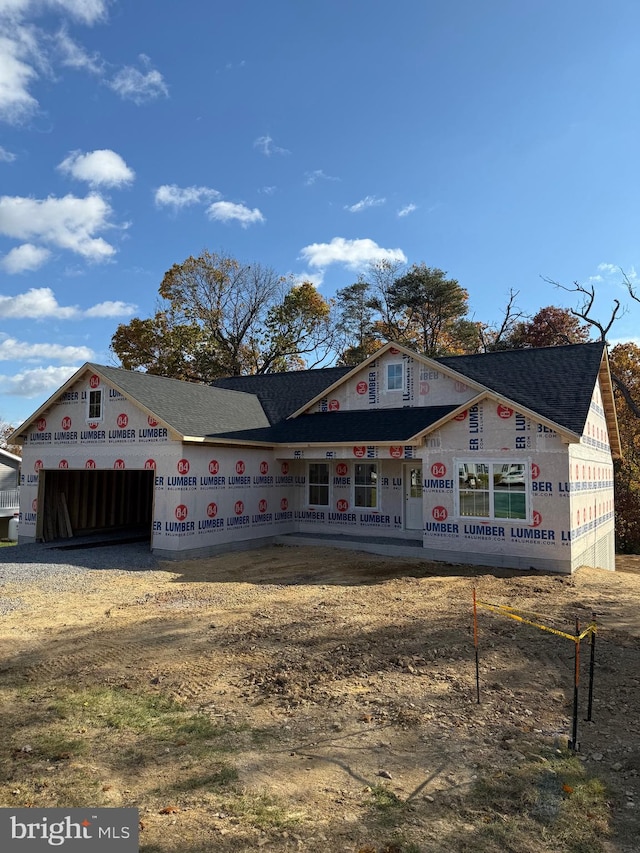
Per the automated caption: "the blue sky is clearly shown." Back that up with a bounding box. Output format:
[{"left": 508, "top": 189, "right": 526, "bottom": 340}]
[{"left": 1, "top": 0, "right": 640, "bottom": 425}]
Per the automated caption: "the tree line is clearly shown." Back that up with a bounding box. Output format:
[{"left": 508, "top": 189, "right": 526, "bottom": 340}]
[{"left": 110, "top": 250, "right": 593, "bottom": 380}]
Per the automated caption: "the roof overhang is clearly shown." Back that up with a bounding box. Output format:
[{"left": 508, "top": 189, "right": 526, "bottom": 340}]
[{"left": 9, "top": 363, "right": 183, "bottom": 444}]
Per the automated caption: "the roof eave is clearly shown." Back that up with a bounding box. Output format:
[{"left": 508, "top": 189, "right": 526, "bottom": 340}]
[
  {"left": 287, "top": 341, "right": 490, "bottom": 419},
  {"left": 10, "top": 363, "right": 92, "bottom": 444},
  {"left": 599, "top": 350, "right": 622, "bottom": 459}
]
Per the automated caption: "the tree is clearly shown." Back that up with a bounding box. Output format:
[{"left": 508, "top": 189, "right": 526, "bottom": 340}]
[
  {"left": 382, "top": 264, "right": 470, "bottom": 356},
  {"left": 0, "top": 419, "right": 20, "bottom": 457},
  {"left": 334, "top": 279, "right": 382, "bottom": 366},
  {"left": 261, "top": 281, "right": 333, "bottom": 372},
  {"left": 111, "top": 251, "right": 335, "bottom": 380},
  {"left": 111, "top": 311, "right": 215, "bottom": 382},
  {"left": 501, "top": 305, "right": 591, "bottom": 349},
  {"left": 609, "top": 344, "right": 640, "bottom": 552}
]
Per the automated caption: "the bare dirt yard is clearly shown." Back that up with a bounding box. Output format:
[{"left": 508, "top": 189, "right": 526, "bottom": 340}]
[{"left": 2, "top": 544, "right": 640, "bottom": 853}]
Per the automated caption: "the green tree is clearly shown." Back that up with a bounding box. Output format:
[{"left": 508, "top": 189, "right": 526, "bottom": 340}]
[
  {"left": 382, "top": 264, "right": 471, "bottom": 356},
  {"left": 111, "top": 251, "right": 335, "bottom": 380},
  {"left": 334, "top": 279, "right": 382, "bottom": 366}
]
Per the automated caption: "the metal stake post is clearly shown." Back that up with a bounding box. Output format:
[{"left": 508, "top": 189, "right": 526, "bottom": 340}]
[
  {"left": 473, "top": 588, "right": 480, "bottom": 704},
  {"left": 569, "top": 617, "right": 580, "bottom": 752},
  {"left": 587, "top": 613, "right": 596, "bottom": 722}
]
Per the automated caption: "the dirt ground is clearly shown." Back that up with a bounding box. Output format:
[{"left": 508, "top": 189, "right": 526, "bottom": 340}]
[{"left": 2, "top": 544, "right": 640, "bottom": 852}]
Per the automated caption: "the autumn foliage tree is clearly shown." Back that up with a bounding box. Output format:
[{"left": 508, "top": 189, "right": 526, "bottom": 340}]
[
  {"left": 500, "top": 305, "right": 591, "bottom": 349},
  {"left": 608, "top": 343, "right": 640, "bottom": 552},
  {"left": 111, "top": 251, "right": 335, "bottom": 381}
]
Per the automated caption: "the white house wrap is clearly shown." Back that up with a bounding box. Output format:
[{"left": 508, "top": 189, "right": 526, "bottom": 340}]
[{"left": 11, "top": 341, "right": 620, "bottom": 574}]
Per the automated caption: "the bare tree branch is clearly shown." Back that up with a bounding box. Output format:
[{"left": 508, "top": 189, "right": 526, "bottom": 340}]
[{"left": 543, "top": 276, "right": 623, "bottom": 341}]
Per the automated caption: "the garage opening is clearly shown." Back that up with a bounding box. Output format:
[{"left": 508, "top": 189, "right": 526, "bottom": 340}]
[{"left": 37, "top": 469, "right": 154, "bottom": 543}]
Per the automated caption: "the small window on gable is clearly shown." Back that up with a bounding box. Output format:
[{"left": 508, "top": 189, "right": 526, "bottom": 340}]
[
  {"left": 88, "top": 389, "right": 103, "bottom": 421},
  {"left": 387, "top": 363, "right": 403, "bottom": 391}
]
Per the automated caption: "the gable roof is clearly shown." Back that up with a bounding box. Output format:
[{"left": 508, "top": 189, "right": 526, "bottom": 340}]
[
  {"left": 436, "top": 341, "right": 608, "bottom": 437},
  {"left": 10, "top": 342, "right": 620, "bottom": 457},
  {"left": 212, "top": 405, "right": 460, "bottom": 445},
  {"left": 11, "top": 363, "right": 270, "bottom": 442},
  {"left": 211, "top": 366, "right": 351, "bottom": 424}
]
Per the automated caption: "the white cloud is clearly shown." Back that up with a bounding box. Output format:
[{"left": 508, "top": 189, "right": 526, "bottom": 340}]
[
  {"left": 1, "top": 242, "right": 51, "bottom": 273},
  {"left": 207, "top": 201, "right": 265, "bottom": 227},
  {"left": 0, "top": 364, "right": 79, "bottom": 397},
  {"left": 0, "top": 32, "right": 39, "bottom": 123},
  {"left": 397, "top": 203, "right": 417, "bottom": 218},
  {"left": 53, "top": 26, "right": 103, "bottom": 73},
  {"left": 0, "top": 145, "right": 15, "bottom": 161},
  {"left": 0, "top": 2, "right": 109, "bottom": 125},
  {"left": 345, "top": 195, "right": 386, "bottom": 213},
  {"left": 58, "top": 149, "right": 134, "bottom": 188},
  {"left": 597, "top": 263, "right": 619, "bottom": 276},
  {"left": 154, "top": 184, "right": 220, "bottom": 209},
  {"left": 290, "top": 271, "right": 324, "bottom": 288},
  {"left": 259, "top": 186, "right": 276, "bottom": 195},
  {"left": 0, "top": 336, "right": 93, "bottom": 361},
  {"left": 300, "top": 237, "right": 407, "bottom": 271},
  {"left": 0, "top": 286, "right": 76, "bottom": 318},
  {"left": 109, "top": 54, "right": 168, "bottom": 104},
  {"left": 253, "top": 135, "right": 290, "bottom": 156},
  {"left": 84, "top": 299, "right": 136, "bottom": 317},
  {"left": 0, "top": 193, "right": 116, "bottom": 259},
  {"left": 304, "top": 169, "right": 339, "bottom": 186},
  {"left": 0, "top": 286, "right": 136, "bottom": 319},
  {"left": 48, "top": 0, "right": 109, "bottom": 24}
]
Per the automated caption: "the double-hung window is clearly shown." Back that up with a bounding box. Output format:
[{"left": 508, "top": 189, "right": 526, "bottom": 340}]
[
  {"left": 88, "top": 389, "right": 103, "bottom": 421},
  {"left": 354, "top": 463, "right": 378, "bottom": 508},
  {"left": 387, "top": 363, "right": 403, "bottom": 391},
  {"left": 457, "top": 461, "right": 527, "bottom": 520},
  {"left": 308, "top": 463, "right": 329, "bottom": 506}
]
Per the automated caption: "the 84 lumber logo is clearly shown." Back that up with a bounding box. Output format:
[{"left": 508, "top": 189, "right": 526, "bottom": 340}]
[{"left": 1, "top": 808, "right": 138, "bottom": 850}]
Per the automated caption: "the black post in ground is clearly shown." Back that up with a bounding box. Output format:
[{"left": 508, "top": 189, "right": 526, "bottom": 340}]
[
  {"left": 587, "top": 613, "right": 596, "bottom": 722},
  {"left": 569, "top": 617, "right": 581, "bottom": 752},
  {"left": 473, "top": 588, "right": 480, "bottom": 704}
]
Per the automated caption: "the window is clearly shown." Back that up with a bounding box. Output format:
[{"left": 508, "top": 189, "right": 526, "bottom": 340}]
[
  {"left": 387, "top": 363, "right": 403, "bottom": 391},
  {"left": 457, "top": 461, "right": 527, "bottom": 520},
  {"left": 308, "top": 463, "right": 329, "bottom": 506},
  {"left": 88, "top": 389, "right": 103, "bottom": 421},
  {"left": 355, "top": 463, "right": 378, "bottom": 508}
]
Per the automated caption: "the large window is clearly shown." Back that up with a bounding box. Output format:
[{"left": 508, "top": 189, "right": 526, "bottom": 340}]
[
  {"left": 457, "top": 461, "right": 527, "bottom": 520},
  {"left": 387, "top": 363, "right": 403, "bottom": 391},
  {"left": 308, "top": 463, "right": 329, "bottom": 506},
  {"left": 355, "top": 463, "right": 378, "bottom": 508}
]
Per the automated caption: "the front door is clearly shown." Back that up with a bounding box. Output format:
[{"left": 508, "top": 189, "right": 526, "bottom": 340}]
[{"left": 404, "top": 465, "right": 423, "bottom": 530}]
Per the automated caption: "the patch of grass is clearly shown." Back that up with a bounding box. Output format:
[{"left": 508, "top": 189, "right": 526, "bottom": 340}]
[
  {"left": 30, "top": 732, "right": 87, "bottom": 761},
  {"left": 50, "top": 687, "right": 184, "bottom": 733},
  {"left": 369, "top": 784, "right": 407, "bottom": 828},
  {"left": 464, "top": 745, "right": 610, "bottom": 853},
  {"left": 230, "top": 790, "right": 305, "bottom": 830}
]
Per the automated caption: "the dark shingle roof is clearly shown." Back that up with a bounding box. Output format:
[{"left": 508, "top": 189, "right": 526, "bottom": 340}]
[
  {"left": 212, "top": 406, "right": 458, "bottom": 444},
  {"left": 91, "top": 364, "right": 270, "bottom": 437},
  {"left": 211, "top": 366, "right": 351, "bottom": 424},
  {"left": 436, "top": 341, "right": 606, "bottom": 435}
]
